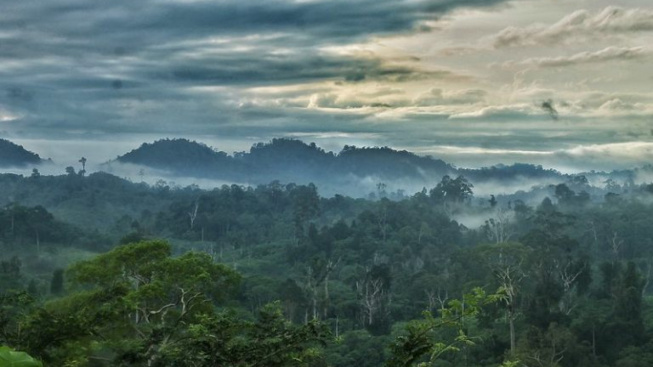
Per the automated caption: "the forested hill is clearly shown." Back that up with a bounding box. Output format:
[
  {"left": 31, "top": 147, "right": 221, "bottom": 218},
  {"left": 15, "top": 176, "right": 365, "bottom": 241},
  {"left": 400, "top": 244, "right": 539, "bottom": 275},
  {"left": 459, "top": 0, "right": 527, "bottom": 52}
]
[
  {"left": 115, "top": 138, "right": 456, "bottom": 183},
  {"left": 115, "top": 138, "right": 234, "bottom": 175},
  {"left": 0, "top": 139, "right": 45, "bottom": 167},
  {"left": 112, "top": 138, "right": 574, "bottom": 187}
]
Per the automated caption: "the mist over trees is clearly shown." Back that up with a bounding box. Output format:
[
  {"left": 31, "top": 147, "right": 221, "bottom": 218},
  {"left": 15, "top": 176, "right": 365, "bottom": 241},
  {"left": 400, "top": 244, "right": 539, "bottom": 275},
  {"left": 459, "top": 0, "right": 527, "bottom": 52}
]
[
  {"left": 3, "top": 138, "right": 653, "bottom": 365},
  {"left": 103, "top": 137, "right": 645, "bottom": 199}
]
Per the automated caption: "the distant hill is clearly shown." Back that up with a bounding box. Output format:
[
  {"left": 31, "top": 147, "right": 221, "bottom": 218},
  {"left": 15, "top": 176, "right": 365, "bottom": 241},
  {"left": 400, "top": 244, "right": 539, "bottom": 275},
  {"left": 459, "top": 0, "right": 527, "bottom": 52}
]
[
  {"left": 460, "top": 163, "right": 566, "bottom": 182},
  {"left": 112, "top": 138, "right": 459, "bottom": 186},
  {"left": 112, "top": 138, "right": 640, "bottom": 199},
  {"left": 0, "top": 139, "right": 44, "bottom": 167},
  {"left": 117, "top": 138, "right": 234, "bottom": 176}
]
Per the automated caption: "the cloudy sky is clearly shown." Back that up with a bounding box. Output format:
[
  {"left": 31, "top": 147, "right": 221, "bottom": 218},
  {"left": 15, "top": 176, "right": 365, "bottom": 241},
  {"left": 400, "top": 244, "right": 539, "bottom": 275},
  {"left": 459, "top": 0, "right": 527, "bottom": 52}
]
[{"left": 1, "top": 0, "right": 652, "bottom": 172}]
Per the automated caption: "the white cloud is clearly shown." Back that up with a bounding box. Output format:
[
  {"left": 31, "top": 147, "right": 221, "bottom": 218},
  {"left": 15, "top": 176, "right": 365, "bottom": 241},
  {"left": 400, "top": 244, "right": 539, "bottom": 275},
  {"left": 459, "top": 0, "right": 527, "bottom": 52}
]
[
  {"left": 0, "top": 107, "right": 20, "bottom": 122},
  {"left": 449, "top": 103, "right": 537, "bottom": 119},
  {"left": 413, "top": 88, "right": 486, "bottom": 106},
  {"left": 558, "top": 142, "right": 653, "bottom": 166},
  {"left": 506, "top": 46, "right": 647, "bottom": 68},
  {"left": 599, "top": 98, "right": 637, "bottom": 112},
  {"left": 493, "top": 6, "right": 653, "bottom": 48}
]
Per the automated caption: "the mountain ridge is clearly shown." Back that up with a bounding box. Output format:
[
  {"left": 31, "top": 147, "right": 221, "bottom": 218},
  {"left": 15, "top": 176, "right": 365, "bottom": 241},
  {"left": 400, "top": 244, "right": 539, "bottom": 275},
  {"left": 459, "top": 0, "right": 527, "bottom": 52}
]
[
  {"left": 109, "top": 138, "right": 587, "bottom": 197},
  {"left": 0, "top": 138, "right": 45, "bottom": 167}
]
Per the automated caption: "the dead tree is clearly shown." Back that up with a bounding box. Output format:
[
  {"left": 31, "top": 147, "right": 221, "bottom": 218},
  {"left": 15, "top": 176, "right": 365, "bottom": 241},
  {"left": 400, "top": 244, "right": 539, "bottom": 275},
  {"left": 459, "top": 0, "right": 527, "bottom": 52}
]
[
  {"left": 188, "top": 201, "right": 199, "bottom": 230},
  {"left": 556, "top": 260, "right": 585, "bottom": 315},
  {"left": 356, "top": 278, "right": 386, "bottom": 326},
  {"left": 484, "top": 207, "right": 515, "bottom": 244}
]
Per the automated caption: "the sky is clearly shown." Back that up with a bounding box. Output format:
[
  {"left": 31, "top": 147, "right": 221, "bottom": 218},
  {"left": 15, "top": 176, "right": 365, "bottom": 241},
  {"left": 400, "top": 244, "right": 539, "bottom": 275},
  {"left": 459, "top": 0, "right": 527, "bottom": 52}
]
[{"left": 1, "top": 0, "right": 653, "bottom": 172}]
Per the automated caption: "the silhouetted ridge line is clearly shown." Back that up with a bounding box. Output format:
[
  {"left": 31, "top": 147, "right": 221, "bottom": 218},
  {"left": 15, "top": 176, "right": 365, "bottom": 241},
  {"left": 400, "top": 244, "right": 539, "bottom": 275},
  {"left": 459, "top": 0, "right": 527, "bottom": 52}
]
[{"left": 0, "top": 138, "right": 44, "bottom": 167}]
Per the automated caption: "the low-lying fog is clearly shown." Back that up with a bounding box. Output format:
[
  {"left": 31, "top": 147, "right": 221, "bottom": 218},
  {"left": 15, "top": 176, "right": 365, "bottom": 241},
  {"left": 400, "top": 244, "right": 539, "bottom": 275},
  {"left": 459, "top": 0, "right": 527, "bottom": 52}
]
[{"left": 3, "top": 137, "right": 649, "bottom": 222}]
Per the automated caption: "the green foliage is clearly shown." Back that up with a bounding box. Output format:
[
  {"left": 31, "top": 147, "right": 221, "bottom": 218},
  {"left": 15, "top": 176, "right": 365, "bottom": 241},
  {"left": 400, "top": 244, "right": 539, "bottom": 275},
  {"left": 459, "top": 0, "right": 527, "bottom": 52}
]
[
  {"left": 327, "top": 330, "right": 390, "bottom": 367},
  {"left": 386, "top": 288, "right": 503, "bottom": 367},
  {"left": 16, "top": 240, "right": 243, "bottom": 365},
  {"left": 429, "top": 175, "right": 474, "bottom": 206},
  {"left": 162, "top": 302, "right": 329, "bottom": 367},
  {"left": 50, "top": 268, "right": 64, "bottom": 295},
  {"left": 0, "top": 346, "right": 42, "bottom": 367},
  {"left": 3, "top": 161, "right": 653, "bottom": 366}
]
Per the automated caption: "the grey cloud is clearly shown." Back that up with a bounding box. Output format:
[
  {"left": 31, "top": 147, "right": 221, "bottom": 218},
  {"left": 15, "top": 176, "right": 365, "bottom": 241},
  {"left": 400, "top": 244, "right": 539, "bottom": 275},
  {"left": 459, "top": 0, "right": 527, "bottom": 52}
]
[
  {"left": 493, "top": 6, "right": 653, "bottom": 48},
  {"left": 2, "top": 0, "right": 509, "bottom": 58},
  {"left": 1, "top": 0, "right": 513, "bottom": 139},
  {"left": 154, "top": 51, "right": 447, "bottom": 86}
]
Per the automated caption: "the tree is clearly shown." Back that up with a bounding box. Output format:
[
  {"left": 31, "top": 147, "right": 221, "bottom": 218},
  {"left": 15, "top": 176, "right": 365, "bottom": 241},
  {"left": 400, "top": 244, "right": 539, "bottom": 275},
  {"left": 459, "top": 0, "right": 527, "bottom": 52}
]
[
  {"left": 607, "top": 261, "right": 645, "bottom": 353},
  {"left": 0, "top": 346, "right": 42, "bottom": 366},
  {"left": 554, "top": 184, "right": 575, "bottom": 205},
  {"left": 17, "top": 239, "right": 334, "bottom": 366},
  {"left": 78, "top": 157, "right": 87, "bottom": 176},
  {"left": 304, "top": 257, "right": 341, "bottom": 321},
  {"left": 50, "top": 269, "right": 64, "bottom": 296},
  {"left": 479, "top": 242, "right": 531, "bottom": 355},
  {"left": 161, "top": 302, "right": 329, "bottom": 367},
  {"left": 357, "top": 265, "right": 392, "bottom": 334},
  {"left": 483, "top": 207, "right": 515, "bottom": 244},
  {"left": 19, "top": 240, "right": 241, "bottom": 365},
  {"left": 489, "top": 194, "right": 498, "bottom": 208},
  {"left": 429, "top": 175, "right": 473, "bottom": 210},
  {"left": 516, "top": 323, "right": 576, "bottom": 367},
  {"left": 291, "top": 184, "right": 320, "bottom": 240},
  {"left": 386, "top": 288, "right": 503, "bottom": 367}
]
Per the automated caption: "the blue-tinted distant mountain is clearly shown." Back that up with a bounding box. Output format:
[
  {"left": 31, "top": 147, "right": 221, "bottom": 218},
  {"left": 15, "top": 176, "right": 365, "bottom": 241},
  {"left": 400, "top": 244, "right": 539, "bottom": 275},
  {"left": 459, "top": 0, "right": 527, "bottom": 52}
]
[
  {"left": 113, "top": 138, "right": 644, "bottom": 199},
  {"left": 0, "top": 138, "right": 45, "bottom": 167},
  {"left": 112, "top": 138, "right": 457, "bottom": 185},
  {"left": 116, "top": 138, "right": 234, "bottom": 176},
  {"left": 338, "top": 145, "right": 452, "bottom": 179},
  {"left": 460, "top": 163, "right": 566, "bottom": 182},
  {"left": 240, "top": 139, "right": 337, "bottom": 183}
]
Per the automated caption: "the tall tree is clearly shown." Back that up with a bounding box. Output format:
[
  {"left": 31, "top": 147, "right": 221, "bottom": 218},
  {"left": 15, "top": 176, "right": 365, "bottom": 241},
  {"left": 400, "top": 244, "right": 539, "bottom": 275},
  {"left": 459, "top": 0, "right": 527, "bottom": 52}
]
[{"left": 19, "top": 240, "right": 241, "bottom": 365}]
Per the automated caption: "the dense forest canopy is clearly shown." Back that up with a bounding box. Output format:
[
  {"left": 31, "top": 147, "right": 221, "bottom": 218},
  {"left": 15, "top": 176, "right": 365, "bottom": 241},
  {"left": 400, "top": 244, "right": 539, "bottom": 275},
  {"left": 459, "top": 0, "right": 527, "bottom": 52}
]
[
  {"left": 4, "top": 0, "right": 653, "bottom": 364},
  {"left": 2, "top": 164, "right": 653, "bottom": 366}
]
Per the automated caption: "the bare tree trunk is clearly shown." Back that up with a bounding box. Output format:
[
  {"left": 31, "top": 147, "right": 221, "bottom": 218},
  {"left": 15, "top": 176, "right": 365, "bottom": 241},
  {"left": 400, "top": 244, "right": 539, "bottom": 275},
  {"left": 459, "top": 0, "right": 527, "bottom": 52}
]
[
  {"left": 643, "top": 260, "right": 651, "bottom": 297},
  {"left": 312, "top": 289, "right": 318, "bottom": 320},
  {"left": 509, "top": 309, "right": 516, "bottom": 355},
  {"left": 611, "top": 231, "right": 623, "bottom": 263},
  {"left": 188, "top": 201, "right": 199, "bottom": 229},
  {"left": 36, "top": 230, "right": 40, "bottom": 255},
  {"left": 592, "top": 325, "right": 596, "bottom": 357},
  {"left": 323, "top": 272, "right": 330, "bottom": 319}
]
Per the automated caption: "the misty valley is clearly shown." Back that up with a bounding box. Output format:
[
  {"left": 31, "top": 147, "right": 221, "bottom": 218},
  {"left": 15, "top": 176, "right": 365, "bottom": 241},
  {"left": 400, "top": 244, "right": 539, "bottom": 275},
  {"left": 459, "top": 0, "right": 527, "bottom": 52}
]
[
  {"left": 4, "top": 0, "right": 653, "bottom": 365},
  {"left": 1, "top": 138, "right": 653, "bottom": 366}
]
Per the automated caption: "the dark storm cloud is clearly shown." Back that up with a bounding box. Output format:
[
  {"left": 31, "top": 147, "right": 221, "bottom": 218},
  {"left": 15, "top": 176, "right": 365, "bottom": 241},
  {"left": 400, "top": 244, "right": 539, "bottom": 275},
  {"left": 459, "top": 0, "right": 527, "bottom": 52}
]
[
  {"left": 0, "top": 0, "right": 510, "bottom": 138},
  {"left": 150, "top": 51, "right": 440, "bottom": 86},
  {"left": 2, "top": 0, "right": 509, "bottom": 48}
]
